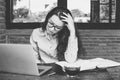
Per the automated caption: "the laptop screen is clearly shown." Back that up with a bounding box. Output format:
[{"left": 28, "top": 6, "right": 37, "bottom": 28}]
[{"left": 0, "top": 44, "right": 40, "bottom": 76}]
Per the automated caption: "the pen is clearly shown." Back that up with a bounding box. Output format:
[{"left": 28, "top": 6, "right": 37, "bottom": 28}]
[{"left": 48, "top": 72, "right": 56, "bottom": 76}]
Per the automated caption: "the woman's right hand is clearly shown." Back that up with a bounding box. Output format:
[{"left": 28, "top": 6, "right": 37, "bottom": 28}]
[{"left": 60, "top": 12, "right": 75, "bottom": 32}]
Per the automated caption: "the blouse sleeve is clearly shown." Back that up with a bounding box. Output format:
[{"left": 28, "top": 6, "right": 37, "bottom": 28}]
[
  {"left": 30, "top": 29, "right": 38, "bottom": 51},
  {"left": 30, "top": 29, "right": 40, "bottom": 59},
  {"left": 64, "top": 37, "right": 78, "bottom": 63}
]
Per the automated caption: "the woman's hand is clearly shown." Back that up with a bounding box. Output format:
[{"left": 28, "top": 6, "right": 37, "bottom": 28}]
[{"left": 60, "top": 12, "right": 75, "bottom": 33}]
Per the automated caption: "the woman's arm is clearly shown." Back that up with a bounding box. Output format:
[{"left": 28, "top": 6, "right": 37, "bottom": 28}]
[
  {"left": 30, "top": 35, "right": 38, "bottom": 52},
  {"left": 64, "top": 32, "right": 78, "bottom": 63},
  {"left": 61, "top": 13, "right": 78, "bottom": 63},
  {"left": 30, "top": 32, "right": 42, "bottom": 63}
]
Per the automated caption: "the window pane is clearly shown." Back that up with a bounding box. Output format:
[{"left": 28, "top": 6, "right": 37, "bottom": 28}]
[
  {"left": 100, "top": 0, "right": 116, "bottom": 23},
  {"left": 111, "top": 0, "right": 116, "bottom": 22},
  {"left": 68, "top": 0, "right": 91, "bottom": 23},
  {"left": 100, "top": 5, "right": 109, "bottom": 23},
  {"left": 13, "top": 0, "right": 57, "bottom": 23}
]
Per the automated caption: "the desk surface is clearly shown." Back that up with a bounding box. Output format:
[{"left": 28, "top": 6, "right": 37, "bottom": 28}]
[{"left": 0, "top": 69, "right": 114, "bottom": 80}]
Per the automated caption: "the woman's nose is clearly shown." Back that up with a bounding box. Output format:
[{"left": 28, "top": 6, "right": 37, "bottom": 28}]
[{"left": 49, "top": 27, "right": 55, "bottom": 31}]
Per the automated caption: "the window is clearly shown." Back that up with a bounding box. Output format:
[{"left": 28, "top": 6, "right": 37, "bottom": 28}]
[
  {"left": 100, "top": 0, "right": 116, "bottom": 23},
  {"left": 13, "top": 0, "right": 57, "bottom": 23},
  {"left": 6, "top": 0, "right": 120, "bottom": 29},
  {"left": 68, "top": 0, "right": 116, "bottom": 23},
  {"left": 68, "top": 0, "right": 91, "bottom": 23}
]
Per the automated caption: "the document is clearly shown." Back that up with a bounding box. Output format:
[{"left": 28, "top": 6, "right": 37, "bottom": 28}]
[{"left": 55, "top": 58, "right": 120, "bottom": 71}]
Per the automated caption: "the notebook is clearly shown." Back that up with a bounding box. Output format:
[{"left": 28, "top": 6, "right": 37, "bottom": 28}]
[{"left": 0, "top": 44, "right": 52, "bottom": 76}]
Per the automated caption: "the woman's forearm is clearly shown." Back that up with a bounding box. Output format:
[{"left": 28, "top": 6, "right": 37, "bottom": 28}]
[{"left": 65, "top": 35, "right": 78, "bottom": 63}]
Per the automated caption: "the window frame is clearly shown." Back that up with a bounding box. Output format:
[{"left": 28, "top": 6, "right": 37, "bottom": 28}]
[{"left": 6, "top": 0, "right": 120, "bottom": 29}]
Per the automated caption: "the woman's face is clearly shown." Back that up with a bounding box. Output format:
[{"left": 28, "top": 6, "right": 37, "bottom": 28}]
[{"left": 46, "top": 15, "right": 64, "bottom": 35}]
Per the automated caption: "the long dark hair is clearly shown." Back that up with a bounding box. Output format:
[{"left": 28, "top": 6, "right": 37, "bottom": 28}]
[{"left": 41, "top": 7, "right": 76, "bottom": 61}]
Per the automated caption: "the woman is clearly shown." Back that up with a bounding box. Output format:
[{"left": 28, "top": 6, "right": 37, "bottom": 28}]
[{"left": 30, "top": 7, "right": 78, "bottom": 64}]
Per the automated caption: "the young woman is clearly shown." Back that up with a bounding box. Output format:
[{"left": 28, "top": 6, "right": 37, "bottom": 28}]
[{"left": 30, "top": 7, "right": 78, "bottom": 64}]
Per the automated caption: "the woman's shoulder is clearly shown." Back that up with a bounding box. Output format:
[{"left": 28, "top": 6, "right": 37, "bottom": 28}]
[
  {"left": 31, "top": 28, "right": 45, "bottom": 41},
  {"left": 32, "top": 28, "right": 42, "bottom": 33},
  {"left": 32, "top": 28, "right": 45, "bottom": 36}
]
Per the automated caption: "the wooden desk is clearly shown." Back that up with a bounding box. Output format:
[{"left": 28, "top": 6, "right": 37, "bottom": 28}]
[{"left": 0, "top": 69, "right": 114, "bottom": 80}]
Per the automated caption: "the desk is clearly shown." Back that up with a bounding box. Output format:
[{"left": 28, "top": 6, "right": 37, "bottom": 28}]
[{"left": 0, "top": 69, "right": 114, "bottom": 80}]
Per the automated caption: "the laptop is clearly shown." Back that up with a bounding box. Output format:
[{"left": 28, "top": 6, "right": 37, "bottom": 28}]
[{"left": 0, "top": 44, "right": 52, "bottom": 76}]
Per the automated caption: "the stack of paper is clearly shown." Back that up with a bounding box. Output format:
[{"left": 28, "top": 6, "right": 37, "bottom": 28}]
[{"left": 55, "top": 58, "right": 120, "bottom": 71}]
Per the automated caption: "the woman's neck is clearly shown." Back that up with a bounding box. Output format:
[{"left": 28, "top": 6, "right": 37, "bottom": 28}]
[{"left": 45, "top": 31, "right": 57, "bottom": 40}]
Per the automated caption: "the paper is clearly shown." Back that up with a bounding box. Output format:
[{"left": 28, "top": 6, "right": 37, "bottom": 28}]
[{"left": 55, "top": 58, "right": 120, "bottom": 71}]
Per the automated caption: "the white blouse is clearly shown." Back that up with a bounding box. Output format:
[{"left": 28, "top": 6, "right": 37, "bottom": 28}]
[{"left": 30, "top": 28, "right": 78, "bottom": 63}]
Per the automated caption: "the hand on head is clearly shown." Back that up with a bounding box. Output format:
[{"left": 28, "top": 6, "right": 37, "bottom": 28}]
[{"left": 59, "top": 12, "right": 75, "bottom": 32}]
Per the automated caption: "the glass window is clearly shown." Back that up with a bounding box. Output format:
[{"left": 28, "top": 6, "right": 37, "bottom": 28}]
[
  {"left": 68, "top": 0, "right": 90, "bottom": 23},
  {"left": 13, "top": 0, "right": 57, "bottom": 23},
  {"left": 6, "top": 0, "right": 120, "bottom": 29},
  {"left": 68, "top": 0, "right": 116, "bottom": 23},
  {"left": 100, "top": 0, "right": 116, "bottom": 23}
]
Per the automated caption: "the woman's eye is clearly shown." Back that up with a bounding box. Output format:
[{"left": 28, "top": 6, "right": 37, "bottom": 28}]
[
  {"left": 48, "top": 23, "right": 53, "bottom": 27},
  {"left": 55, "top": 27, "right": 61, "bottom": 30}
]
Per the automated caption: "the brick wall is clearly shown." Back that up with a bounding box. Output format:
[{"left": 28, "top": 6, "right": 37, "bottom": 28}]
[
  {"left": 0, "top": 0, "right": 120, "bottom": 80},
  {"left": 77, "top": 30, "right": 120, "bottom": 80},
  {"left": 79, "top": 30, "right": 120, "bottom": 60},
  {"left": 0, "top": 0, "right": 5, "bottom": 29},
  {"left": 0, "top": 0, "right": 5, "bottom": 43}
]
